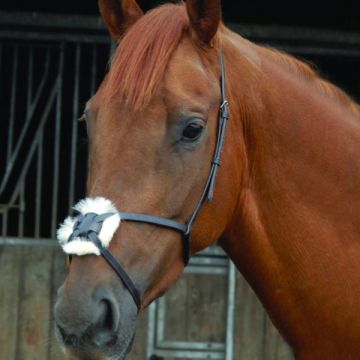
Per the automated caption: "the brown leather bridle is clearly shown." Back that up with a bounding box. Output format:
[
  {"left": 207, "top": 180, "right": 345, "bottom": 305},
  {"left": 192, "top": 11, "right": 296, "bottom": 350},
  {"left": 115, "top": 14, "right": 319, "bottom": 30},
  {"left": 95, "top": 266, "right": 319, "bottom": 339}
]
[{"left": 63, "top": 53, "right": 229, "bottom": 311}]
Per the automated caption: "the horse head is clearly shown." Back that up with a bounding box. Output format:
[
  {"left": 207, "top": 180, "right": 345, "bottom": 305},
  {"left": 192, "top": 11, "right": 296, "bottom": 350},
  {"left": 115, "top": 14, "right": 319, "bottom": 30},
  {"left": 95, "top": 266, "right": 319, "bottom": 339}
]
[{"left": 54, "top": 1, "right": 240, "bottom": 359}]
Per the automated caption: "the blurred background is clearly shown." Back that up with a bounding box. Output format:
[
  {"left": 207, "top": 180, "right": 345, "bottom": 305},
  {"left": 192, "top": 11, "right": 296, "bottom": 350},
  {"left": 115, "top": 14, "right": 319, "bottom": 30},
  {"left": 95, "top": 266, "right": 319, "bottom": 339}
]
[
  {"left": 1, "top": 0, "right": 360, "bottom": 30},
  {"left": 0, "top": 1, "right": 359, "bottom": 359}
]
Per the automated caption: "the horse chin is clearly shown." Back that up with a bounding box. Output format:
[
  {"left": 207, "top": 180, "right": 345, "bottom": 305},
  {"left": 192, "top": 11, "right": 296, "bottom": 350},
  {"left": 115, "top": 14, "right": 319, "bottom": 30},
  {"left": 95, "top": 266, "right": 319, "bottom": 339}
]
[
  {"left": 109, "top": 328, "right": 136, "bottom": 360},
  {"left": 60, "top": 334, "right": 135, "bottom": 360},
  {"left": 57, "top": 319, "right": 136, "bottom": 360}
]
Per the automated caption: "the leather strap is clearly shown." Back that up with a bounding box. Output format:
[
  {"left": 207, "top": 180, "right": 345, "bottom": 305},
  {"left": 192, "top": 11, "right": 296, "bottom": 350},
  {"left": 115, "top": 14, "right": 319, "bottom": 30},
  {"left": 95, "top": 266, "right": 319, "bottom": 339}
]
[
  {"left": 119, "top": 212, "right": 187, "bottom": 233},
  {"left": 88, "top": 232, "right": 141, "bottom": 311},
  {"left": 68, "top": 212, "right": 141, "bottom": 311}
]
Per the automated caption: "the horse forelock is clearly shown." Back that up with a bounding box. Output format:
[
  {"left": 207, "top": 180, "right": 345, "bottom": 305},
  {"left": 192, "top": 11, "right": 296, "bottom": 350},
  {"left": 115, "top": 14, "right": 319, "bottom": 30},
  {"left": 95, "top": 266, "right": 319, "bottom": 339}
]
[{"left": 103, "top": 3, "right": 189, "bottom": 111}]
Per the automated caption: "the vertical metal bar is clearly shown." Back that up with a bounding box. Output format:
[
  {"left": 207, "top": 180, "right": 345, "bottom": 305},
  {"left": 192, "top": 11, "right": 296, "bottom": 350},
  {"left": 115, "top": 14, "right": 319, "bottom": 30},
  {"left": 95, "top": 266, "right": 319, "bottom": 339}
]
[
  {"left": 68, "top": 43, "right": 80, "bottom": 210},
  {"left": 51, "top": 43, "right": 65, "bottom": 235},
  {"left": 157, "top": 297, "right": 166, "bottom": 342},
  {"left": 2, "top": 211, "right": 8, "bottom": 238},
  {"left": 18, "top": 45, "right": 35, "bottom": 238},
  {"left": 0, "top": 43, "right": 2, "bottom": 191},
  {"left": 35, "top": 132, "right": 43, "bottom": 238},
  {"left": 109, "top": 39, "right": 116, "bottom": 60},
  {"left": 225, "top": 261, "right": 236, "bottom": 360},
  {"left": 9, "top": 81, "right": 59, "bottom": 205},
  {"left": 147, "top": 302, "right": 157, "bottom": 359},
  {"left": 27, "top": 46, "right": 34, "bottom": 108},
  {"left": 18, "top": 182, "right": 25, "bottom": 237},
  {"left": 7, "top": 45, "right": 18, "bottom": 165},
  {"left": 0, "top": 48, "right": 50, "bottom": 196},
  {"left": 90, "top": 44, "right": 97, "bottom": 94},
  {"left": 0, "top": 43, "right": 2, "bottom": 100},
  {"left": 0, "top": 43, "right": 2, "bottom": 74}
]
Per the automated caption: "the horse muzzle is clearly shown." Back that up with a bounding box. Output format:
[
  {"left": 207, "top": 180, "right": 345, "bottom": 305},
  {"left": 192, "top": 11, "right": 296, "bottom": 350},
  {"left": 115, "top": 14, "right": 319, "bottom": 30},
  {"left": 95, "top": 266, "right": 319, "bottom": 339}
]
[{"left": 54, "top": 281, "right": 136, "bottom": 359}]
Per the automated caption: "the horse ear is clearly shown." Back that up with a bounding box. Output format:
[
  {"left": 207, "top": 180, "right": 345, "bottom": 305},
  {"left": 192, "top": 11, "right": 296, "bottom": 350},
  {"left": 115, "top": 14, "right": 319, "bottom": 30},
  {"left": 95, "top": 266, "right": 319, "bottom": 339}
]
[
  {"left": 98, "top": 0, "right": 143, "bottom": 40},
  {"left": 185, "top": 0, "right": 221, "bottom": 45}
]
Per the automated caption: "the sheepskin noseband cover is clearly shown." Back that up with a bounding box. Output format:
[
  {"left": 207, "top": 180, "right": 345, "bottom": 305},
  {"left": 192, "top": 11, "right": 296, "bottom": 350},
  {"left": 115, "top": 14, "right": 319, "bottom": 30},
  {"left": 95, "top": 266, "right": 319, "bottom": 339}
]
[{"left": 57, "top": 197, "right": 120, "bottom": 256}]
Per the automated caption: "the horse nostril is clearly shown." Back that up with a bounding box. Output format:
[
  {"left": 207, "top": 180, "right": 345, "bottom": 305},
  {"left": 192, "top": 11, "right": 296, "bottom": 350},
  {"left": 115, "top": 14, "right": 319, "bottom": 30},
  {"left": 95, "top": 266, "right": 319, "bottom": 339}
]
[
  {"left": 100, "top": 299, "right": 114, "bottom": 330},
  {"left": 90, "top": 299, "right": 118, "bottom": 347},
  {"left": 55, "top": 288, "right": 120, "bottom": 349}
]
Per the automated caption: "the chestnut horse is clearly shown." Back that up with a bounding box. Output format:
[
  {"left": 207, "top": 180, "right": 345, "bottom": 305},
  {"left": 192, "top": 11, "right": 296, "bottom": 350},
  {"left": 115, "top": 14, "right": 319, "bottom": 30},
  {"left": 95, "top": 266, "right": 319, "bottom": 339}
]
[{"left": 54, "top": 0, "right": 360, "bottom": 359}]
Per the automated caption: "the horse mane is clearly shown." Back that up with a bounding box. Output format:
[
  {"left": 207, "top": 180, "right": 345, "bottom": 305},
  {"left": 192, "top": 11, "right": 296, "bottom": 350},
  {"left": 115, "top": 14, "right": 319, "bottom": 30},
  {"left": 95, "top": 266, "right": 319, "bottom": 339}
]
[
  {"left": 104, "top": 1, "right": 359, "bottom": 116},
  {"left": 103, "top": 3, "right": 189, "bottom": 110},
  {"left": 263, "top": 47, "right": 360, "bottom": 116}
]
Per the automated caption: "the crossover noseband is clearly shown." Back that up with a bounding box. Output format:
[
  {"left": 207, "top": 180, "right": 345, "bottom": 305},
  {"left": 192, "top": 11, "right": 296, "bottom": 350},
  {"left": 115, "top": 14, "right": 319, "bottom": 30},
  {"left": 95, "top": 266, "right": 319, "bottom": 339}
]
[{"left": 58, "top": 53, "right": 229, "bottom": 311}]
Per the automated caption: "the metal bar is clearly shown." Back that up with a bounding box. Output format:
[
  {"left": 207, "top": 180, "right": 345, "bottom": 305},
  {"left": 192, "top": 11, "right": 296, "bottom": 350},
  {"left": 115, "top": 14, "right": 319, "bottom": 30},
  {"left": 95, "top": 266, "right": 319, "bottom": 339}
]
[
  {"left": 27, "top": 46, "right": 34, "bottom": 108},
  {"left": 146, "top": 302, "right": 157, "bottom": 358},
  {"left": 184, "top": 266, "right": 228, "bottom": 275},
  {"left": 1, "top": 11, "right": 360, "bottom": 46},
  {"left": 0, "top": 237, "right": 56, "bottom": 246},
  {"left": 0, "top": 43, "right": 2, "bottom": 74},
  {"left": 51, "top": 43, "right": 65, "bottom": 235},
  {"left": 1, "top": 211, "right": 7, "bottom": 238},
  {"left": 90, "top": 44, "right": 98, "bottom": 94},
  {"left": 147, "top": 349, "right": 224, "bottom": 359},
  {"left": 188, "top": 257, "right": 228, "bottom": 267},
  {"left": 20, "top": 45, "right": 34, "bottom": 238},
  {"left": 0, "top": 43, "right": 2, "bottom": 105},
  {"left": 0, "top": 204, "right": 20, "bottom": 210},
  {"left": 9, "top": 78, "right": 59, "bottom": 205},
  {"left": 110, "top": 39, "right": 117, "bottom": 58},
  {"left": 0, "top": 11, "right": 106, "bottom": 31},
  {"left": 156, "top": 297, "right": 166, "bottom": 343},
  {"left": 227, "top": 22, "right": 360, "bottom": 46},
  {"left": 0, "top": 30, "right": 110, "bottom": 44},
  {"left": 18, "top": 182, "right": 25, "bottom": 237},
  {"left": 225, "top": 262, "right": 236, "bottom": 360},
  {"left": 35, "top": 131, "right": 43, "bottom": 238},
  {"left": 0, "top": 48, "right": 51, "bottom": 195},
  {"left": 68, "top": 43, "right": 81, "bottom": 211},
  {"left": 157, "top": 340, "right": 225, "bottom": 351},
  {"left": 7, "top": 45, "right": 18, "bottom": 166}
]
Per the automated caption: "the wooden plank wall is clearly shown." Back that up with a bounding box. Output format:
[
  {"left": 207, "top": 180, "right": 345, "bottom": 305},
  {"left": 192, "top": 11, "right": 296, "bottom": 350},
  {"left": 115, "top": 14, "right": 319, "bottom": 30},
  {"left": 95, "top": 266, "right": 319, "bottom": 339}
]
[{"left": 0, "top": 244, "right": 293, "bottom": 360}]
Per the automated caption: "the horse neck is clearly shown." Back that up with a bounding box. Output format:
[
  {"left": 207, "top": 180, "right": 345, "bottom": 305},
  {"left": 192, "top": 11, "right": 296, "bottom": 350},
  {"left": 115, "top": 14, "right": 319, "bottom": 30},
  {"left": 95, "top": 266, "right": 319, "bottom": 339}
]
[{"left": 221, "top": 29, "right": 360, "bottom": 353}]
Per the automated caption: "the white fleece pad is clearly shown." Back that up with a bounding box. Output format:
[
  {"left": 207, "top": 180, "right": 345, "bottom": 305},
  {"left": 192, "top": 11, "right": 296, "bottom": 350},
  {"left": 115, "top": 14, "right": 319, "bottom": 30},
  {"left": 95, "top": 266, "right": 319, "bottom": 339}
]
[{"left": 57, "top": 197, "right": 120, "bottom": 256}]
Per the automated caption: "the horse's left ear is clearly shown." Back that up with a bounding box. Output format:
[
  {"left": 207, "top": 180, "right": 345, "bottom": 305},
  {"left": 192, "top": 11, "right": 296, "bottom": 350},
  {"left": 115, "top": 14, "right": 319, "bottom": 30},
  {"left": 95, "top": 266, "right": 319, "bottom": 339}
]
[
  {"left": 185, "top": 0, "right": 221, "bottom": 45},
  {"left": 98, "top": 0, "right": 143, "bottom": 40}
]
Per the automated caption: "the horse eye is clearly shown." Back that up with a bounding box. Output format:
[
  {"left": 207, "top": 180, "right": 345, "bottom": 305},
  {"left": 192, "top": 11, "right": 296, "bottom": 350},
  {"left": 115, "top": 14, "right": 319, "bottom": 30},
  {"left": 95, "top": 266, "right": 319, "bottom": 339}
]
[{"left": 181, "top": 122, "right": 204, "bottom": 142}]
